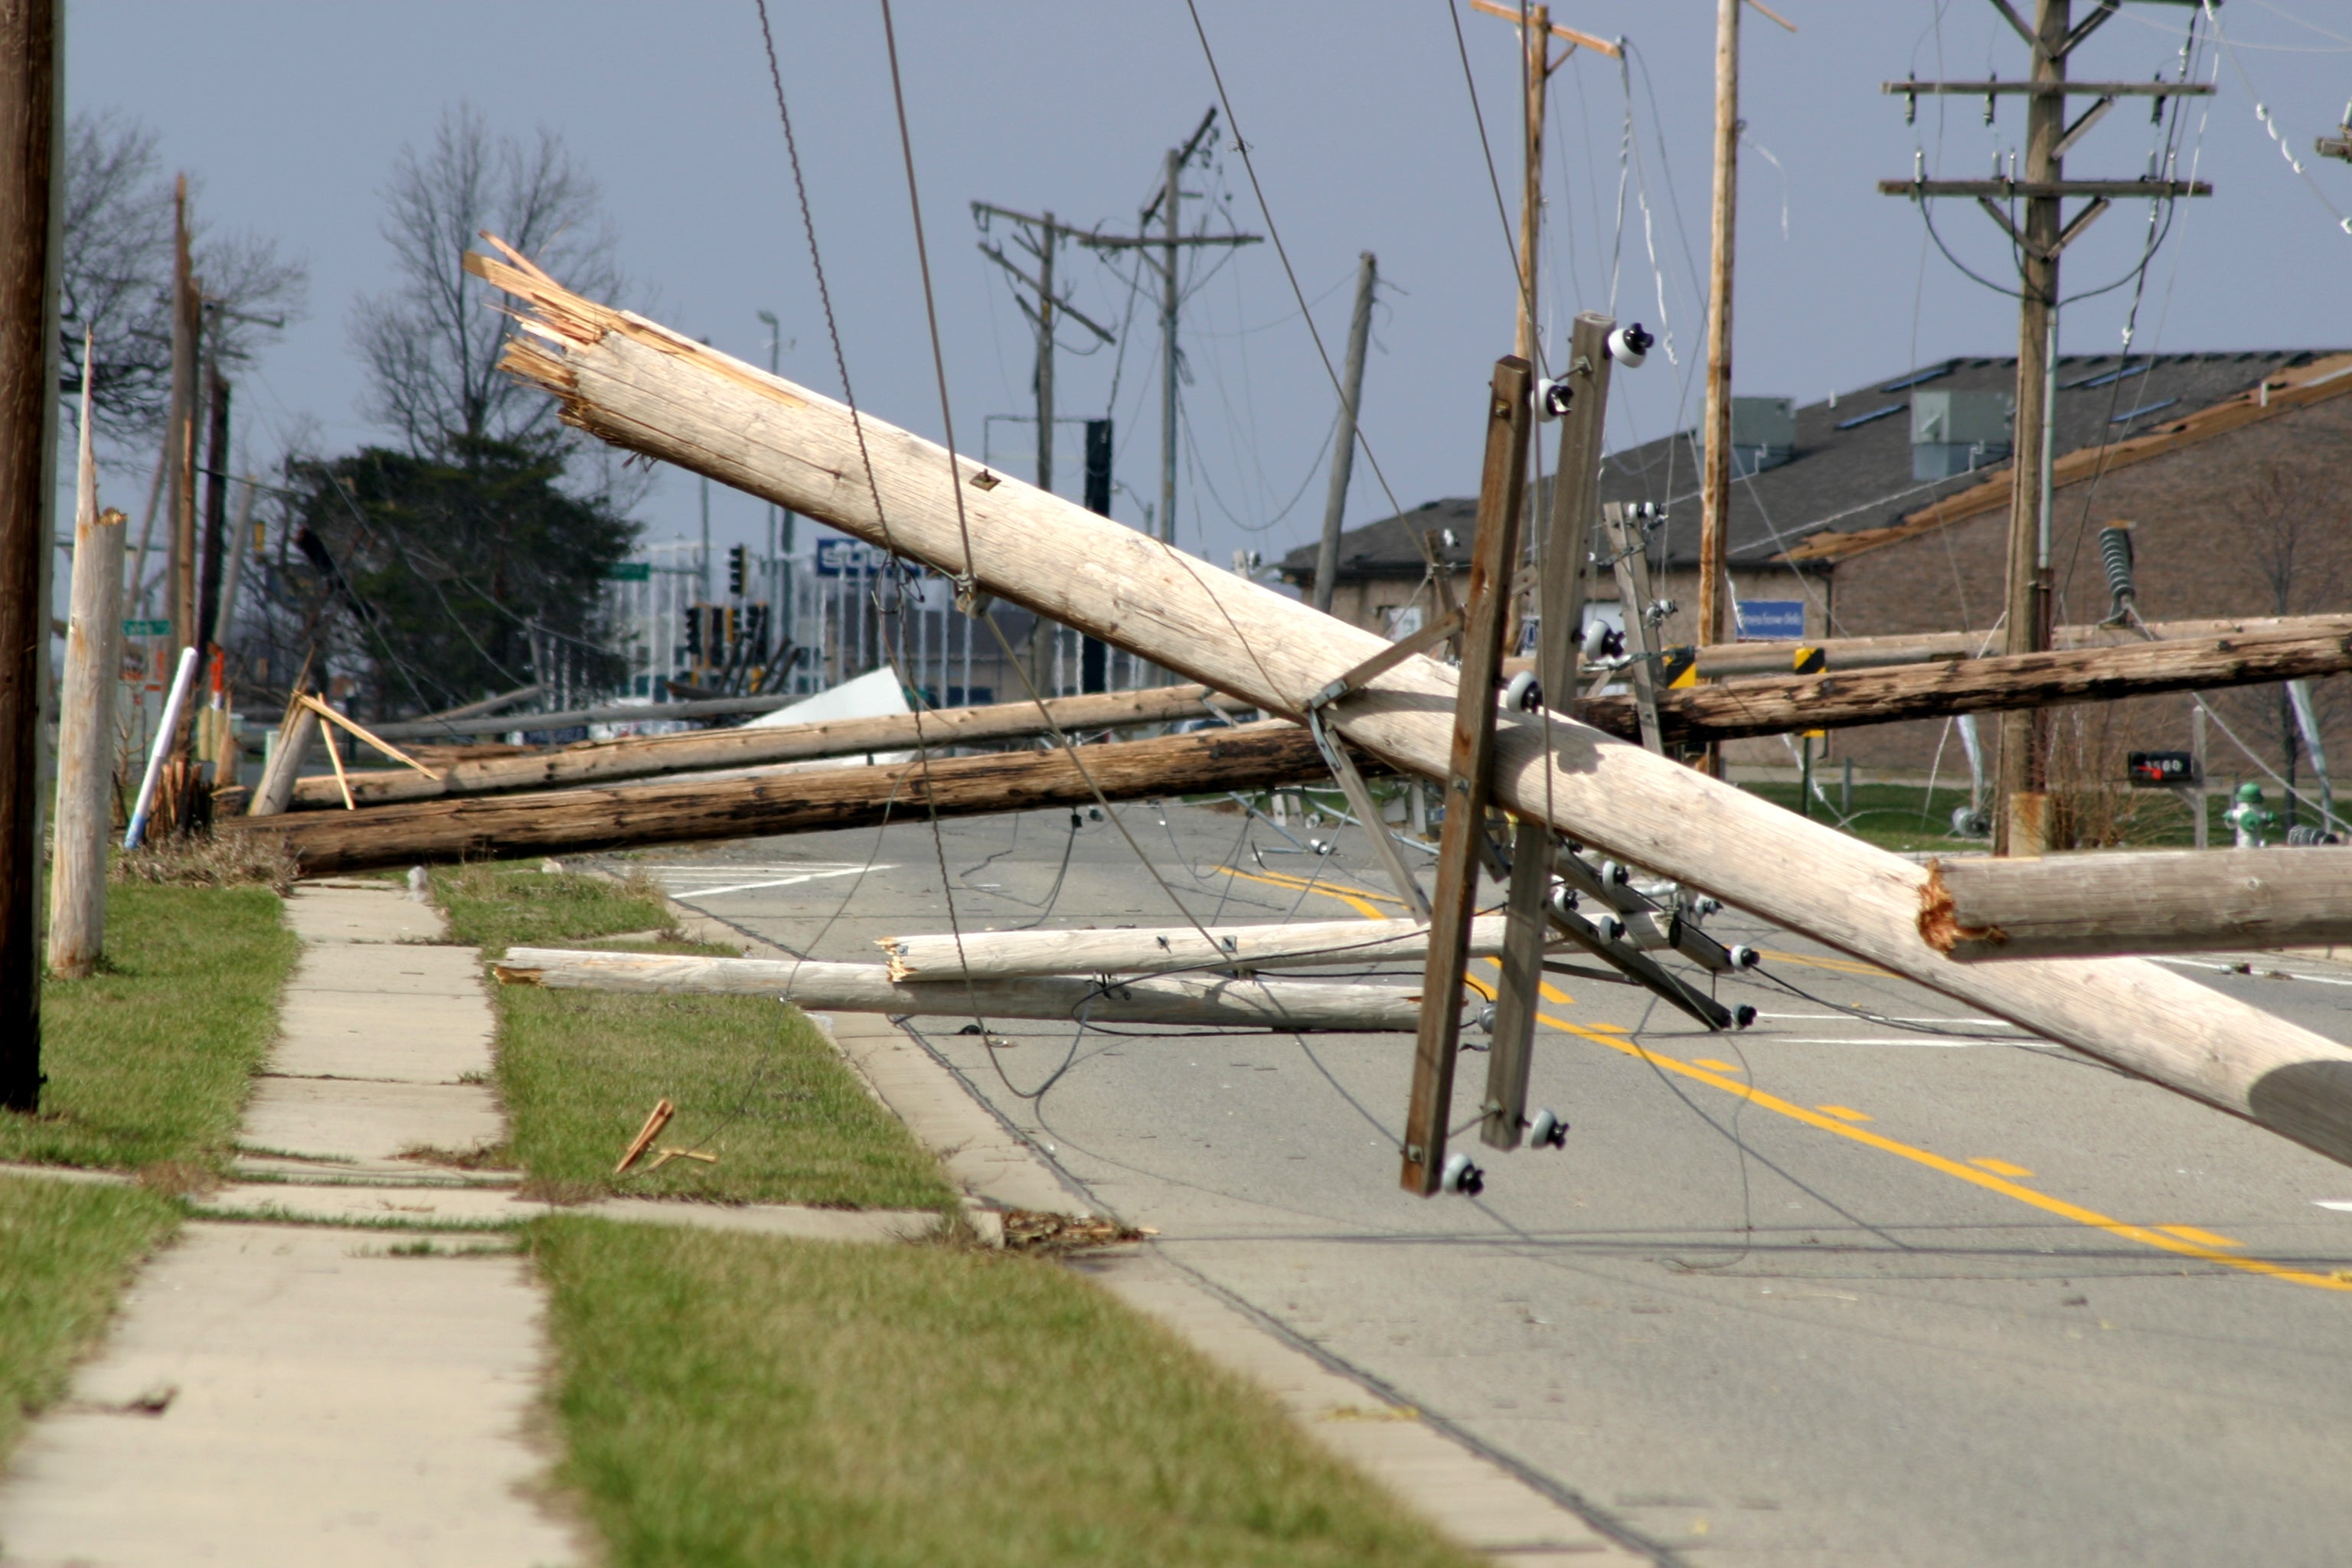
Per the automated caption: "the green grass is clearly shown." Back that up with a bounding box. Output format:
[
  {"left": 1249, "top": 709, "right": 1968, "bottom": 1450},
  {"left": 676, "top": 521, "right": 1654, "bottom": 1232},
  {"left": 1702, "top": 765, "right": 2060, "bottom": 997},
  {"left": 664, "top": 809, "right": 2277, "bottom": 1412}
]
[
  {"left": 0, "top": 1177, "right": 180, "bottom": 1455},
  {"left": 531, "top": 1220, "right": 1480, "bottom": 1568},
  {"left": 434, "top": 864, "right": 955, "bottom": 1211},
  {"left": 432, "top": 861, "right": 676, "bottom": 955},
  {"left": 1733, "top": 776, "right": 2289, "bottom": 854},
  {"left": 3, "top": 883, "right": 299, "bottom": 1171}
]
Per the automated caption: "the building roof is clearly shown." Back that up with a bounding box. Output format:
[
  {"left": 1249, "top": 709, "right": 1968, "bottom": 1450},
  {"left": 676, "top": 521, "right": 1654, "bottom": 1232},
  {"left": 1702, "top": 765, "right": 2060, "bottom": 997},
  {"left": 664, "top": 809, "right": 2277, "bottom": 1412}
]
[{"left": 1278, "top": 350, "right": 2344, "bottom": 587}]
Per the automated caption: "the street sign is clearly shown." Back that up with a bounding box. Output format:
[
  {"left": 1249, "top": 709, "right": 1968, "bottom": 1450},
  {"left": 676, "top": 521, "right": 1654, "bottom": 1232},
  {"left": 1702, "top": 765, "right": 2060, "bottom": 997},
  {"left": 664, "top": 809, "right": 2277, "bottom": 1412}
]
[
  {"left": 1736, "top": 599, "right": 1805, "bottom": 641},
  {"left": 122, "top": 618, "right": 170, "bottom": 638},
  {"left": 2128, "top": 750, "right": 2198, "bottom": 787},
  {"left": 606, "top": 561, "right": 651, "bottom": 582},
  {"left": 814, "top": 537, "right": 891, "bottom": 577}
]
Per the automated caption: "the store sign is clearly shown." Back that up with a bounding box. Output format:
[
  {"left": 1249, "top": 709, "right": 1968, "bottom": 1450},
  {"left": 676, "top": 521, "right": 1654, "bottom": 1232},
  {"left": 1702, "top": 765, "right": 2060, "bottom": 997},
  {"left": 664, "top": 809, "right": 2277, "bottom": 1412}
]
[
  {"left": 814, "top": 537, "right": 892, "bottom": 577},
  {"left": 1735, "top": 599, "right": 1805, "bottom": 641},
  {"left": 2128, "top": 750, "right": 2198, "bottom": 786}
]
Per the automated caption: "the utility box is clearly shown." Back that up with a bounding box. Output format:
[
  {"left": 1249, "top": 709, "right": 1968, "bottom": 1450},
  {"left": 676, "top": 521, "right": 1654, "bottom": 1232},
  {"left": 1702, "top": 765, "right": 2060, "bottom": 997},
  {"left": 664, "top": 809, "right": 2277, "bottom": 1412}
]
[
  {"left": 1730, "top": 395, "right": 1796, "bottom": 476},
  {"left": 1912, "top": 390, "right": 2013, "bottom": 480}
]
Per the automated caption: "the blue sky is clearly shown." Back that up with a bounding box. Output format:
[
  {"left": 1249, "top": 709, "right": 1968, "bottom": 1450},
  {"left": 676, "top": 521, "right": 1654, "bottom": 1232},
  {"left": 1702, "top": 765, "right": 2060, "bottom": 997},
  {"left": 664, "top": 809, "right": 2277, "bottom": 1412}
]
[{"left": 70, "top": 1, "right": 2352, "bottom": 570}]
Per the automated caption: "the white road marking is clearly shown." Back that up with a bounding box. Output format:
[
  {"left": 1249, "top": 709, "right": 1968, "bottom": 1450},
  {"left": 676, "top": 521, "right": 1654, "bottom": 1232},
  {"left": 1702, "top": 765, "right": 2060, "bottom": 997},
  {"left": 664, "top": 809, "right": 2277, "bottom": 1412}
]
[
  {"left": 2151, "top": 956, "right": 2352, "bottom": 988},
  {"left": 2314, "top": 1200, "right": 2352, "bottom": 1212},
  {"left": 1756, "top": 1012, "right": 2022, "bottom": 1028},
  {"left": 663, "top": 866, "right": 886, "bottom": 900},
  {"left": 1760, "top": 1036, "right": 2054, "bottom": 1049}
]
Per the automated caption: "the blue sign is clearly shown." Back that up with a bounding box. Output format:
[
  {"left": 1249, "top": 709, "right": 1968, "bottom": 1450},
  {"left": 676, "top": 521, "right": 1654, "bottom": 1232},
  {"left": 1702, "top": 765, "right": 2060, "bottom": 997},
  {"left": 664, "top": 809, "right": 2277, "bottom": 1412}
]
[
  {"left": 814, "top": 537, "right": 892, "bottom": 577},
  {"left": 1735, "top": 599, "right": 1805, "bottom": 642}
]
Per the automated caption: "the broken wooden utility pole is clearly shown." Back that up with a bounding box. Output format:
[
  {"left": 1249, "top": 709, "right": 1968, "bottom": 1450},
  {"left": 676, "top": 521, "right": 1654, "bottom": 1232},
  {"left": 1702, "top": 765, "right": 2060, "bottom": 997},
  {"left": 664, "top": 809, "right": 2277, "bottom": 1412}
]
[
  {"left": 1486, "top": 309, "right": 1618, "bottom": 1152},
  {"left": 495, "top": 949, "right": 1439, "bottom": 1032},
  {"left": 51, "top": 351, "right": 122, "bottom": 981},
  {"left": 1922, "top": 848, "right": 2352, "bottom": 961},
  {"left": 462, "top": 245, "right": 2352, "bottom": 1175},
  {"left": 1691, "top": 612, "right": 2352, "bottom": 678},
  {"left": 1403, "top": 356, "right": 1530, "bottom": 1197},
  {"left": 1571, "top": 626, "right": 2352, "bottom": 747},
  {"left": 225, "top": 719, "right": 1334, "bottom": 875},
  {"left": 0, "top": 0, "right": 56, "bottom": 1109},
  {"left": 1879, "top": 5, "right": 2213, "bottom": 854},
  {"left": 880, "top": 913, "right": 1527, "bottom": 982},
  {"left": 1311, "top": 252, "right": 1377, "bottom": 616},
  {"left": 274, "top": 682, "right": 1248, "bottom": 812}
]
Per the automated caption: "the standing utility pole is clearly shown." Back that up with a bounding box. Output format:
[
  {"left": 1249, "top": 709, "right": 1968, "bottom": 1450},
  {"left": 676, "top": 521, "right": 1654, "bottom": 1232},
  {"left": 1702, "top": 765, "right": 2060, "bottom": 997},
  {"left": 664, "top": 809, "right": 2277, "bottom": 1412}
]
[
  {"left": 1879, "top": 2, "right": 2210, "bottom": 853},
  {"left": 167, "top": 176, "right": 201, "bottom": 664},
  {"left": 1312, "top": 252, "right": 1377, "bottom": 615},
  {"left": 0, "top": 0, "right": 58, "bottom": 1109},
  {"left": 196, "top": 362, "right": 229, "bottom": 653},
  {"left": 1465, "top": 1, "right": 1619, "bottom": 359},
  {"left": 1698, "top": 0, "right": 1740, "bottom": 662},
  {"left": 1076, "top": 109, "right": 1259, "bottom": 550},
  {"left": 972, "top": 202, "right": 1117, "bottom": 499}
]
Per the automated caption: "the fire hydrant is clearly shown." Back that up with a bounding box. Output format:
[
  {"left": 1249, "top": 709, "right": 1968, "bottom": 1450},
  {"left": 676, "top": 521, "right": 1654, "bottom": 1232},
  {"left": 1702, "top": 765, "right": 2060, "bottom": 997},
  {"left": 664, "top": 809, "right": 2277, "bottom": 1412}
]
[{"left": 2223, "top": 782, "right": 2279, "bottom": 849}]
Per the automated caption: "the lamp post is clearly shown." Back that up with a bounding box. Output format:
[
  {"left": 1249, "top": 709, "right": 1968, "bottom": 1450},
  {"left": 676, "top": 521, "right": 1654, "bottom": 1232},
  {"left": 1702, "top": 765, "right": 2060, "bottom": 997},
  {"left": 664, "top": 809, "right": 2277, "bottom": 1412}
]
[{"left": 756, "top": 310, "right": 792, "bottom": 558}]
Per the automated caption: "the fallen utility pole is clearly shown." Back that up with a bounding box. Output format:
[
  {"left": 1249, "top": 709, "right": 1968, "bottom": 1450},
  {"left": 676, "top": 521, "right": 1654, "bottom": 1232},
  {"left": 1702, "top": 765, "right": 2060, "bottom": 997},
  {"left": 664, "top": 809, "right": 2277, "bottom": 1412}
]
[
  {"left": 224, "top": 720, "right": 1334, "bottom": 874},
  {"left": 1691, "top": 612, "right": 2352, "bottom": 678},
  {"left": 1570, "top": 628, "right": 2352, "bottom": 747},
  {"left": 462, "top": 247, "right": 2352, "bottom": 1173},
  {"left": 1405, "top": 356, "right": 1530, "bottom": 1195},
  {"left": 495, "top": 949, "right": 1436, "bottom": 1031},
  {"left": 1922, "top": 848, "right": 2352, "bottom": 961},
  {"left": 277, "top": 683, "right": 1247, "bottom": 812},
  {"left": 881, "top": 914, "right": 1526, "bottom": 982},
  {"left": 1488, "top": 309, "right": 1619, "bottom": 1152},
  {"left": 363, "top": 688, "right": 851, "bottom": 741}
]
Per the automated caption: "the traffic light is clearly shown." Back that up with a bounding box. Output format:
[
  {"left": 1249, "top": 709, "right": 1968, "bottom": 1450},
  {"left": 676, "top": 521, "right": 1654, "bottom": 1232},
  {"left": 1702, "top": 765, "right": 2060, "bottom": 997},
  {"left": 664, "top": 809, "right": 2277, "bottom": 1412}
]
[
  {"left": 727, "top": 544, "right": 746, "bottom": 597},
  {"left": 683, "top": 605, "right": 703, "bottom": 658}
]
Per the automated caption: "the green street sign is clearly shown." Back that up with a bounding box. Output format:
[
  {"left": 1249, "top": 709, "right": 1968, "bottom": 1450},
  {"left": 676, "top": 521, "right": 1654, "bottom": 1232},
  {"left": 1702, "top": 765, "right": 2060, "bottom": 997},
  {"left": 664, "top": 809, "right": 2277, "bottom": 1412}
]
[
  {"left": 122, "top": 618, "right": 170, "bottom": 637},
  {"left": 606, "top": 561, "right": 651, "bottom": 582}
]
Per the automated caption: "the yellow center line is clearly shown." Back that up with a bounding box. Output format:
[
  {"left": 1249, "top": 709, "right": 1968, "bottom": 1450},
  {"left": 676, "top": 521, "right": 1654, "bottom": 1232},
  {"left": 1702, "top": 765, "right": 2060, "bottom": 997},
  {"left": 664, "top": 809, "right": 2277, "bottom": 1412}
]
[{"left": 1215, "top": 865, "right": 2352, "bottom": 1295}]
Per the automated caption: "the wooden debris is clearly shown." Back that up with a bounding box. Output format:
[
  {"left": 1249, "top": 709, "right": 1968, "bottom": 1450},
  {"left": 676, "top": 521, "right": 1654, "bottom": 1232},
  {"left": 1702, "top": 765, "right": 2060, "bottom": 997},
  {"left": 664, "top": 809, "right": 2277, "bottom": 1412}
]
[
  {"left": 1575, "top": 629, "right": 2352, "bottom": 746},
  {"left": 1686, "top": 611, "right": 2352, "bottom": 678},
  {"left": 614, "top": 1098, "right": 675, "bottom": 1174},
  {"left": 285, "top": 682, "right": 1246, "bottom": 811},
  {"left": 878, "top": 915, "right": 1523, "bottom": 982},
  {"left": 224, "top": 720, "right": 1334, "bottom": 874},
  {"left": 463, "top": 249, "right": 2352, "bottom": 1171},
  {"left": 494, "top": 949, "right": 1438, "bottom": 1031},
  {"left": 1922, "top": 848, "right": 2352, "bottom": 960}
]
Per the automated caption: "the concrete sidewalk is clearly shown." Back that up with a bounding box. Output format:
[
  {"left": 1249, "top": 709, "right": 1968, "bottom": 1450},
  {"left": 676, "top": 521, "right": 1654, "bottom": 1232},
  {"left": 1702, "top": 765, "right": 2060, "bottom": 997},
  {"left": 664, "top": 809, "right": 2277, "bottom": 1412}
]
[{"left": 0, "top": 883, "right": 582, "bottom": 1568}]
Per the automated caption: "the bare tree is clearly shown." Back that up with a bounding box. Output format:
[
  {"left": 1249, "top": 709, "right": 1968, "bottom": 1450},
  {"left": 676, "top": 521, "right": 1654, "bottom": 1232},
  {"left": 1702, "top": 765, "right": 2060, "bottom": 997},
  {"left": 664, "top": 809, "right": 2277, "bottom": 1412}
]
[
  {"left": 60, "top": 111, "right": 305, "bottom": 441},
  {"left": 351, "top": 103, "right": 622, "bottom": 460},
  {"left": 2217, "top": 456, "right": 2352, "bottom": 815}
]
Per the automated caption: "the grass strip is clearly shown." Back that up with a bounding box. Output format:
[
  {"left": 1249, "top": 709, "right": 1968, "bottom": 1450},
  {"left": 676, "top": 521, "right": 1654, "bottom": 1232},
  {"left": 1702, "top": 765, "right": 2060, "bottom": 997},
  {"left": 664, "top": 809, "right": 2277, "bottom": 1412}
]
[
  {"left": 533, "top": 1219, "right": 1478, "bottom": 1568},
  {"left": 0, "top": 1178, "right": 180, "bottom": 1456},
  {"left": 435, "top": 864, "right": 954, "bottom": 1211},
  {"left": 2, "top": 882, "right": 298, "bottom": 1171}
]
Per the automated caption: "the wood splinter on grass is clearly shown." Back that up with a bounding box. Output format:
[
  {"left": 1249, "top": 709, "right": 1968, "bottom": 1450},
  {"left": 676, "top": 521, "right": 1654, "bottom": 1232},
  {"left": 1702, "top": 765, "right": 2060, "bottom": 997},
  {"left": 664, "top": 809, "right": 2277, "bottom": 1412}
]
[
  {"left": 642, "top": 1146, "right": 719, "bottom": 1174},
  {"left": 615, "top": 1098, "right": 676, "bottom": 1174}
]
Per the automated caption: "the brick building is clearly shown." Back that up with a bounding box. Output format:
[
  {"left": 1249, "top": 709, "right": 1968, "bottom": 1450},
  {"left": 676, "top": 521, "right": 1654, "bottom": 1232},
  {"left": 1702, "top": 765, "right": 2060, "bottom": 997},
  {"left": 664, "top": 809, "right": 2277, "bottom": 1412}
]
[{"left": 1281, "top": 350, "right": 2352, "bottom": 798}]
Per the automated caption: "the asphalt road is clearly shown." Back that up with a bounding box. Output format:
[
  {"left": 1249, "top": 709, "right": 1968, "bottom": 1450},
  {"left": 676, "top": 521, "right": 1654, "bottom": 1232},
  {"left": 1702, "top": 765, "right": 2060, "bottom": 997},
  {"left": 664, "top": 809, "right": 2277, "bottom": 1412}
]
[{"left": 600, "top": 799, "right": 2352, "bottom": 1568}]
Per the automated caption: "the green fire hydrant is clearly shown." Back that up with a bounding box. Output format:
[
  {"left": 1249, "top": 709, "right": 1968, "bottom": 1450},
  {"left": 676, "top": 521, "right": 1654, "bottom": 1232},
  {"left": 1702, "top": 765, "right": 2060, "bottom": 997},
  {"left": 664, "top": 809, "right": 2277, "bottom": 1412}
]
[{"left": 2223, "top": 782, "right": 2280, "bottom": 849}]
